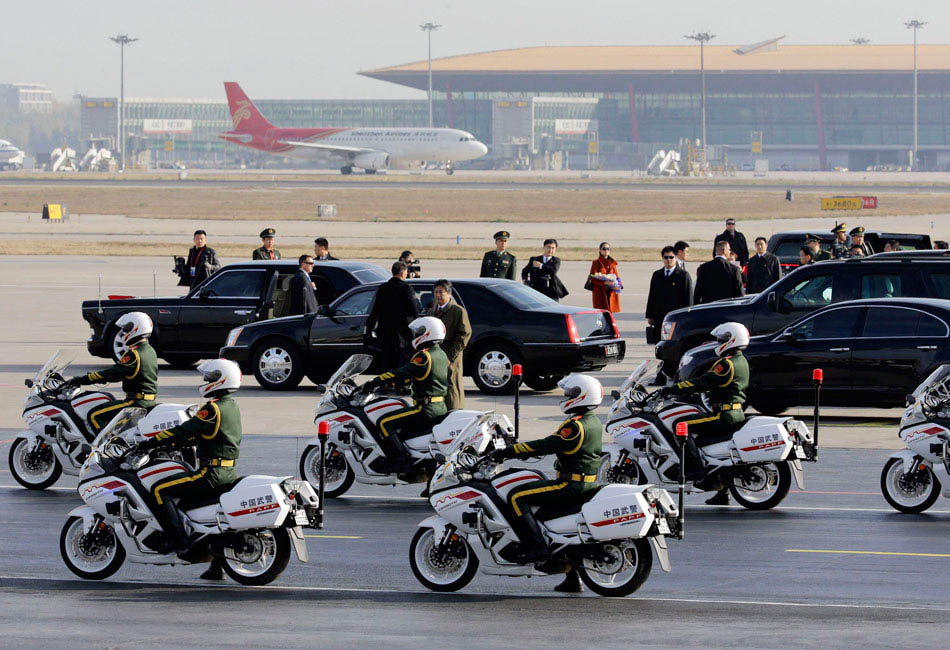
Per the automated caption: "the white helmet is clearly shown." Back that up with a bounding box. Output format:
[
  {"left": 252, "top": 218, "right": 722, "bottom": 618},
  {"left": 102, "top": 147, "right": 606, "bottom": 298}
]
[
  {"left": 409, "top": 316, "right": 445, "bottom": 349},
  {"left": 197, "top": 359, "right": 242, "bottom": 398},
  {"left": 557, "top": 374, "right": 603, "bottom": 413},
  {"left": 710, "top": 322, "right": 750, "bottom": 356},
  {"left": 115, "top": 312, "right": 153, "bottom": 351}
]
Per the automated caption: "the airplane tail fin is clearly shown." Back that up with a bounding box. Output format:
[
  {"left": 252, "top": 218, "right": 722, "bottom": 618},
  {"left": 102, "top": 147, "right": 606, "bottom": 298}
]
[{"left": 223, "top": 82, "right": 274, "bottom": 132}]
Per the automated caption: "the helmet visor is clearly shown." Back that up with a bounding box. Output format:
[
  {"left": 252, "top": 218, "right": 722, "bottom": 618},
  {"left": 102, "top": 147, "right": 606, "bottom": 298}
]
[
  {"left": 562, "top": 385, "right": 582, "bottom": 400},
  {"left": 202, "top": 369, "right": 222, "bottom": 383}
]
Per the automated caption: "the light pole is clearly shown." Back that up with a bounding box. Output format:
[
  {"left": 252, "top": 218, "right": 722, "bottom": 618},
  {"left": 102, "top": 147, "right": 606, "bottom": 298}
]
[
  {"left": 109, "top": 34, "right": 138, "bottom": 171},
  {"left": 685, "top": 32, "right": 715, "bottom": 155},
  {"left": 905, "top": 20, "right": 926, "bottom": 170},
  {"left": 420, "top": 22, "right": 440, "bottom": 128}
]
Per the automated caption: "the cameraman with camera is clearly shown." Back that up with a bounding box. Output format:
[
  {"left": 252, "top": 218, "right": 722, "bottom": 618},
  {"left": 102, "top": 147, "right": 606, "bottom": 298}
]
[
  {"left": 399, "top": 250, "right": 422, "bottom": 278},
  {"left": 521, "top": 238, "right": 567, "bottom": 302},
  {"left": 175, "top": 229, "right": 220, "bottom": 287}
]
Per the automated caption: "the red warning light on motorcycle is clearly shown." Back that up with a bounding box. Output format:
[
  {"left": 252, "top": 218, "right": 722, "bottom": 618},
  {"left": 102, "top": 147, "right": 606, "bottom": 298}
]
[
  {"left": 512, "top": 364, "right": 523, "bottom": 377},
  {"left": 317, "top": 421, "right": 330, "bottom": 438},
  {"left": 812, "top": 368, "right": 823, "bottom": 384},
  {"left": 675, "top": 422, "right": 688, "bottom": 437}
]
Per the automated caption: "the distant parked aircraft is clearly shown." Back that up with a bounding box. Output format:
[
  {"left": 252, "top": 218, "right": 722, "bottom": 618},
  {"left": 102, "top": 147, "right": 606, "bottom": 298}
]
[{"left": 0, "top": 139, "right": 24, "bottom": 170}]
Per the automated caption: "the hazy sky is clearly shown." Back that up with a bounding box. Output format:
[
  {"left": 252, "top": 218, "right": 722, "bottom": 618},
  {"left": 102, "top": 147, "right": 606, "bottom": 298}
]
[{"left": 4, "top": 0, "right": 947, "bottom": 102}]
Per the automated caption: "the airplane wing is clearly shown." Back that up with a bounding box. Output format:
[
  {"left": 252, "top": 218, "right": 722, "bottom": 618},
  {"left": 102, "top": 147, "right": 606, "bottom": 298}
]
[{"left": 276, "top": 140, "right": 373, "bottom": 155}]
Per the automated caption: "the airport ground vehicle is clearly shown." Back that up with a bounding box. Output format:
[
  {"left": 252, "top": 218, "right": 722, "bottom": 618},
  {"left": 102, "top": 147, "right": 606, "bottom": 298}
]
[
  {"left": 61, "top": 407, "right": 322, "bottom": 585},
  {"left": 600, "top": 361, "right": 818, "bottom": 510},
  {"left": 299, "top": 355, "right": 514, "bottom": 497},
  {"left": 83, "top": 261, "right": 388, "bottom": 367},
  {"left": 410, "top": 442, "right": 683, "bottom": 597},
  {"left": 678, "top": 298, "right": 950, "bottom": 413},
  {"left": 881, "top": 365, "right": 950, "bottom": 513},
  {"left": 657, "top": 256, "right": 950, "bottom": 373},
  {"left": 221, "top": 278, "right": 624, "bottom": 393},
  {"left": 11, "top": 352, "right": 190, "bottom": 490},
  {"left": 767, "top": 229, "right": 933, "bottom": 269}
]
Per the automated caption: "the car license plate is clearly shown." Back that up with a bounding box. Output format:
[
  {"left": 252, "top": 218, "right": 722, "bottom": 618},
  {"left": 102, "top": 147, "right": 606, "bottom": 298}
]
[
  {"left": 604, "top": 344, "right": 619, "bottom": 356},
  {"left": 294, "top": 510, "right": 309, "bottom": 526}
]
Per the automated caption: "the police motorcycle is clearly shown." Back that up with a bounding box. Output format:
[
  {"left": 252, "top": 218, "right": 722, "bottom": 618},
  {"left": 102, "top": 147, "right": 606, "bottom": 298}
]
[
  {"left": 11, "top": 351, "right": 191, "bottom": 490},
  {"left": 599, "top": 359, "right": 819, "bottom": 510},
  {"left": 60, "top": 406, "right": 323, "bottom": 585},
  {"left": 409, "top": 438, "right": 685, "bottom": 597},
  {"left": 881, "top": 364, "right": 950, "bottom": 513},
  {"left": 299, "top": 354, "right": 515, "bottom": 497}
]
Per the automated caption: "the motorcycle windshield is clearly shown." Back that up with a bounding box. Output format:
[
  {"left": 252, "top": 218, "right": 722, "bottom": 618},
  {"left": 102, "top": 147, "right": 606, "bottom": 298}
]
[
  {"left": 913, "top": 364, "right": 950, "bottom": 399},
  {"left": 89, "top": 407, "right": 147, "bottom": 451},
  {"left": 33, "top": 350, "right": 75, "bottom": 384},
  {"left": 618, "top": 360, "right": 662, "bottom": 393},
  {"left": 326, "top": 354, "right": 374, "bottom": 390}
]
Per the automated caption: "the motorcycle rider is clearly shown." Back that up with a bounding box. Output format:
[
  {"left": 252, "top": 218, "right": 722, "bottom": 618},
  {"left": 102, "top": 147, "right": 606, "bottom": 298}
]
[
  {"left": 66, "top": 312, "right": 159, "bottom": 435},
  {"left": 490, "top": 374, "right": 603, "bottom": 573},
  {"left": 362, "top": 316, "right": 449, "bottom": 472},
  {"left": 663, "top": 322, "right": 750, "bottom": 506},
  {"left": 135, "top": 359, "right": 242, "bottom": 559}
]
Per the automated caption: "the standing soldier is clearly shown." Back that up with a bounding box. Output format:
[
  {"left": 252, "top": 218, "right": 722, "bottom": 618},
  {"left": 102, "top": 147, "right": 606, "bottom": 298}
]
[
  {"left": 805, "top": 234, "right": 831, "bottom": 261},
  {"left": 253, "top": 228, "right": 281, "bottom": 260},
  {"left": 850, "top": 226, "right": 873, "bottom": 257},
  {"left": 480, "top": 231, "right": 517, "bottom": 280},
  {"left": 426, "top": 279, "right": 472, "bottom": 410},
  {"left": 830, "top": 223, "right": 850, "bottom": 258}
]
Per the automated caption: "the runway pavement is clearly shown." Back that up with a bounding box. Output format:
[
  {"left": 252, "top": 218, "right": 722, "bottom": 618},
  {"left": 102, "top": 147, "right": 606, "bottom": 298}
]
[{"left": 0, "top": 440, "right": 948, "bottom": 648}]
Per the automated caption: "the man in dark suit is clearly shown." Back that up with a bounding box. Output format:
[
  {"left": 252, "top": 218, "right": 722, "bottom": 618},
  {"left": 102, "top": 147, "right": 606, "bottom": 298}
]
[
  {"left": 180, "top": 229, "right": 220, "bottom": 287},
  {"left": 521, "top": 238, "right": 568, "bottom": 301},
  {"left": 313, "top": 237, "right": 338, "bottom": 261},
  {"left": 713, "top": 219, "right": 749, "bottom": 265},
  {"left": 695, "top": 241, "right": 744, "bottom": 304},
  {"left": 288, "top": 255, "right": 319, "bottom": 316},
  {"left": 364, "top": 261, "right": 422, "bottom": 368},
  {"left": 426, "top": 279, "right": 472, "bottom": 410},
  {"left": 745, "top": 237, "right": 783, "bottom": 294},
  {"left": 647, "top": 246, "right": 693, "bottom": 382},
  {"left": 674, "top": 240, "right": 690, "bottom": 271}
]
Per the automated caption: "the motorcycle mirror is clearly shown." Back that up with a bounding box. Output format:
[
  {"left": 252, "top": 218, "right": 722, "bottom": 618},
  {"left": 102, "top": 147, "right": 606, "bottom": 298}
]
[
  {"left": 905, "top": 394, "right": 916, "bottom": 406},
  {"left": 610, "top": 389, "right": 621, "bottom": 400},
  {"left": 24, "top": 379, "right": 33, "bottom": 387},
  {"left": 81, "top": 443, "right": 92, "bottom": 456},
  {"left": 315, "top": 384, "right": 327, "bottom": 394}
]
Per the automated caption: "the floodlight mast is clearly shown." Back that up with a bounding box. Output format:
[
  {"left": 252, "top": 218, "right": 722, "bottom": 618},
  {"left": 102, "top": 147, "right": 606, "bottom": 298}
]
[
  {"left": 685, "top": 32, "right": 715, "bottom": 158},
  {"left": 109, "top": 34, "right": 138, "bottom": 171},
  {"left": 905, "top": 20, "right": 926, "bottom": 170},
  {"left": 420, "top": 22, "right": 441, "bottom": 128}
]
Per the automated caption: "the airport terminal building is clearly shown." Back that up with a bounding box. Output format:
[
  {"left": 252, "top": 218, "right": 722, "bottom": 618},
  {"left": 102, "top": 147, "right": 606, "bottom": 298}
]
[{"left": 79, "top": 43, "right": 950, "bottom": 170}]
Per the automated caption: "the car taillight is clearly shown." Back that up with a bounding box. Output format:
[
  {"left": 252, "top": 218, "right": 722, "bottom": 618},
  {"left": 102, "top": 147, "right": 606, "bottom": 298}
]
[
  {"left": 606, "top": 311, "right": 620, "bottom": 338},
  {"left": 565, "top": 314, "right": 580, "bottom": 344}
]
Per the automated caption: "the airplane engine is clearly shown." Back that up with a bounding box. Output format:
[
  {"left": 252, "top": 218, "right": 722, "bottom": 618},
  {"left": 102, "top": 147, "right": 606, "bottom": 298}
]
[{"left": 353, "top": 152, "right": 390, "bottom": 170}]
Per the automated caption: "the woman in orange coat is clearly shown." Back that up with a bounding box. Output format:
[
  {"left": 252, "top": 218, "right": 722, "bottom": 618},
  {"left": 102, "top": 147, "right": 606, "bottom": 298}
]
[{"left": 589, "top": 242, "right": 621, "bottom": 312}]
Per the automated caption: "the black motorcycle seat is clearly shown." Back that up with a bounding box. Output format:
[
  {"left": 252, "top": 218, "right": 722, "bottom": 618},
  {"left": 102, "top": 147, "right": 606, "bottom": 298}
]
[
  {"left": 178, "top": 477, "right": 242, "bottom": 512},
  {"left": 695, "top": 422, "right": 744, "bottom": 447},
  {"left": 534, "top": 487, "right": 601, "bottom": 521}
]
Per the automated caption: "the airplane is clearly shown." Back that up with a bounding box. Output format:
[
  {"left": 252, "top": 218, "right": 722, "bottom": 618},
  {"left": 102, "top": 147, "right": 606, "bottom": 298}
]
[
  {"left": 0, "top": 139, "right": 24, "bottom": 171},
  {"left": 219, "top": 82, "right": 488, "bottom": 175}
]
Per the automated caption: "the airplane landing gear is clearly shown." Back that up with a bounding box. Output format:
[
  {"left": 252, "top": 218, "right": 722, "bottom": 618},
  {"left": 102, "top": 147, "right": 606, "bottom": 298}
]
[
  {"left": 340, "top": 165, "right": 353, "bottom": 175},
  {"left": 364, "top": 169, "right": 377, "bottom": 175}
]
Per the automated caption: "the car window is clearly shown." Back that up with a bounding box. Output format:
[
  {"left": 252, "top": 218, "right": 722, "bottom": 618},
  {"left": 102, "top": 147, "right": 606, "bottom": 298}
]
[
  {"left": 918, "top": 313, "right": 949, "bottom": 336},
  {"left": 414, "top": 287, "right": 435, "bottom": 313},
  {"left": 318, "top": 266, "right": 359, "bottom": 300},
  {"left": 334, "top": 290, "right": 374, "bottom": 316},
  {"left": 791, "top": 307, "right": 862, "bottom": 340},
  {"left": 861, "top": 273, "right": 902, "bottom": 298},
  {"left": 493, "top": 282, "right": 557, "bottom": 309},
  {"left": 928, "top": 273, "right": 950, "bottom": 299},
  {"left": 773, "top": 238, "right": 831, "bottom": 258},
  {"left": 353, "top": 267, "right": 390, "bottom": 284},
  {"left": 782, "top": 274, "right": 834, "bottom": 309},
  {"left": 860, "top": 307, "right": 949, "bottom": 338},
  {"left": 308, "top": 270, "right": 337, "bottom": 306},
  {"left": 200, "top": 270, "right": 265, "bottom": 298}
]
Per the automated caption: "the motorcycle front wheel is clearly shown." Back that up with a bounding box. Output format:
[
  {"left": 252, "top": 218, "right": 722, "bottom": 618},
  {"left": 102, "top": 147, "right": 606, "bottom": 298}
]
[
  {"left": 221, "top": 528, "right": 291, "bottom": 586},
  {"left": 881, "top": 457, "right": 940, "bottom": 514},
  {"left": 10, "top": 438, "right": 62, "bottom": 490},
  {"left": 729, "top": 461, "right": 791, "bottom": 510},
  {"left": 597, "top": 453, "right": 646, "bottom": 486},
  {"left": 300, "top": 444, "right": 355, "bottom": 498},
  {"left": 577, "top": 537, "right": 653, "bottom": 597},
  {"left": 409, "top": 527, "right": 479, "bottom": 592},
  {"left": 60, "top": 516, "right": 125, "bottom": 580}
]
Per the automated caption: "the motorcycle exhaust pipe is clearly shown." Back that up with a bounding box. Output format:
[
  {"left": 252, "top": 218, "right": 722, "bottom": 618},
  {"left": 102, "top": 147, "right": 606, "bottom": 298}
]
[
  {"left": 316, "top": 420, "right": 329, "bottom": 530},
  {"left": 675, "top": 421, "right": 687, "bottom": 539},
  {"left": 512, "top": 364, "right": 522, "bottom": 443},
  {"left": 812, "top": 368, "right": 823, "bottom": 455}
]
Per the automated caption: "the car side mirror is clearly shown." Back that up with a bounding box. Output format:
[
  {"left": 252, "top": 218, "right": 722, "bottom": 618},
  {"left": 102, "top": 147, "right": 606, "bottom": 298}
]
[
  {"left": 198, "top": 287, "right": 212, "bottom": 301},
  {"left": 317, "top": 305, "right": 331, "bottom": 316},
  {"left": 780, "top": 329, "right": 798, "bottom": 342},
  {"left": 610, "top": 390, "right": 621, "bottom": 400},
  {"left": 766, "top": 291, "right": 777, "bottom": 311}
]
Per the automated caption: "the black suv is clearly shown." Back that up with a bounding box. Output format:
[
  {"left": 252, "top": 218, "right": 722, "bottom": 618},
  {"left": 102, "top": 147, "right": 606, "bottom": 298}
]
[
  {"left": 83, "top": 261, "right": 389, "bottom": 366},
  {"left": 767, "top": 230, "right": 932, "bottom": 270},
  {"left": 656, "top": 256, "right": 950, "bottom": 373}
]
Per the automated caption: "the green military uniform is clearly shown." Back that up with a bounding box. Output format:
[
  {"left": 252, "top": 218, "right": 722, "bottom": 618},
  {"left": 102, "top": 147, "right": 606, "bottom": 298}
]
[
  {"left": 670, "top": 350, "right": 749, "bottom": 436},
  {"left": 376, "top": 345, "right": 449, "bottom": 441},
  {"left": 252, "top": 246, "right": 281, "bottom": 260},
  {"left": 505, "top": 409, "right": 602, "bottom": 518},
  {"left": 480, "top": 249, "right": 517, "bottom": 279},
  {"left": 831, "top": 223, "right": 850, "bottom": 258},
  {"left": 813, "top": 249, "right": 831, "bottom": 261},
  {"left": 80, "top": 341, "right": 159, "bottom": 434}
]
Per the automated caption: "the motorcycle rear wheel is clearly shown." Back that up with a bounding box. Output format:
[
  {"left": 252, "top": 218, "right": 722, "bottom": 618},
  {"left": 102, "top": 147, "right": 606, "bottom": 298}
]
[
  {"left": 300, "top": 444, "right": 355, "bottom": 498},
  {"left": 577, "top": 537, "right": 653, "bottom": 597},
  {"left": 409, "top": 527, "right": 479, "bottom": 592},
  {"left": 881, "top": 457, "right": 940, "bottom": 514},
  {"left": 9, "top": 438, "right": 62, "bottom": 490},
  {"left": 221, "top": 528, "right": 291, "bottom": 586},
  {"left": 729, "top": 461, "right": 791, "bottom": 510},
  {"left": 60, "top": 516, "right": 125, "bottom": 580}
]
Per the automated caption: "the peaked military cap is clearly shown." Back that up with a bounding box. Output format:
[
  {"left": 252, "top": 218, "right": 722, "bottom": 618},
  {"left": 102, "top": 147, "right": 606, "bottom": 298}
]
[
  {"left": 493, "top": 230, "right": 510, "bottom": 240},
  {"left": 260, "top": 228, "right": 276, "bottom": 239},
  {"left": 849, "top": 226, "right": 865, "bottom": 236},
  {"left": 832, "top": 222, "right": 847, "bottom": 234},
  {"left": 804, "top": 233, "right": 821, "bottom": 243}
]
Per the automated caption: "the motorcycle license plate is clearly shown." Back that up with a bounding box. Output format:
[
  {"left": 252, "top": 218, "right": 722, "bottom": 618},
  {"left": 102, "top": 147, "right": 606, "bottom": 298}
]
[
  {"left": 294, "top": 510, "right": 309, "bottom": 526},
  {"left": 604, "top": 344, "right": 619, "bottom": 357},
  {"left": 657, "top": 518, "right": 671, "bottom": 535}
]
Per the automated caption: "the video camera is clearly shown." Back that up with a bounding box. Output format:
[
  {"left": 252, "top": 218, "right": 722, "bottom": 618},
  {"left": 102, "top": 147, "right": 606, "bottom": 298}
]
[
  {"left": 407, "top": 260, "right": 422, "bottom": 278},
  {"left": 172, "top": 256, "right": 191, "bottom": 287}
]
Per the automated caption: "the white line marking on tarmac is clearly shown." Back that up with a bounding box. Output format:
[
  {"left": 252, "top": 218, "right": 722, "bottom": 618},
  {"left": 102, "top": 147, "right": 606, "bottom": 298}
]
[{"left": 787, "top": 549, "right": 950, "bottom": 558}]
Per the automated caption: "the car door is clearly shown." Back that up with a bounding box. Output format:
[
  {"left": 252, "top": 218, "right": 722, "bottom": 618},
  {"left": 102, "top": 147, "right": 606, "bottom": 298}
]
[
  {"left": 760, "top": 306, "right": 864, "bottom": 403},
  {"left": 849, "top": 306, "right": 949, "bottom": 403},
  {"left": 308, "top": 287, "right": 377, "bottom": 372},
  {"left": 179, "top": 268, "right": 268, "bottom": 355}
]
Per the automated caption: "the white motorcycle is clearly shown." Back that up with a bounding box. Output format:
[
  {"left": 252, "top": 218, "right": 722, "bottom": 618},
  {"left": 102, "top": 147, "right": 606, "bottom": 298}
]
[
  {"left": 61, "top": 406, "right": 323, "bottom": 585},
  {"left": 410, "top": 438, "right": 685, "bottom": 597},
  {"left": 299, "top": 354, "right": 515, "bottom": 497},
  {"left": 882, "top": 364, "right": 950, "bottom": 513},
  {"left": 600, "top": 360, "right": 819, "bottom": 510},
  {"left": 12, "top": 351, "right": 191, "bottom": 489}
]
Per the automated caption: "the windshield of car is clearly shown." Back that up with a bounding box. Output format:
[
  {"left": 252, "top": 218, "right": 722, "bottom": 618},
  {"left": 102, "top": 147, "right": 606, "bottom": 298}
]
[
  {"left": 327, "top": 354, "right": 373, "bottom": 389},
  {"left": 619, "top": 360, "right": 662, "bottom": 393},
  {"left": 913, "top": 364, "right": 950, "bottom": 400},
  {"left": 353, "top": 268, "right": 390, "bottom": 283},
  {"left": 33, "top": 350, "right": 75, "bottom": 384},
  {"left": 493, "top": 282, "right": 557, "bottom": 309}
]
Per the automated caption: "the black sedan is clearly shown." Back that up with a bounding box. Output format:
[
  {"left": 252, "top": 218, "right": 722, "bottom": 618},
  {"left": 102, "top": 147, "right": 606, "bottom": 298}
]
[
  {"left": 83, "top": 261, "right": 389, "bottom": 367},
  {"left": 677, "top": 297, "right": 950, "bottom": 413},
  {"left": 220, "top": 278, "right": 625, "bottom": 394}
]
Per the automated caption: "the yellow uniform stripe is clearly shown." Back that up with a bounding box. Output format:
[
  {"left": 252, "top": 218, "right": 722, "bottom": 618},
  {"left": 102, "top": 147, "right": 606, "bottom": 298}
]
[
  {"left": 88, "top": 400, "right": 133, "bottom": 430},
  {"left": 414, "top": 350, "right": 432, "bottom": 381},
  {"left": 716, "top": 359, "right": 735, "bottom": 388},
  {"left": 681, "top": 412, "right": 722, "bottom": 426},
  {"left": 200, "top": 401, "right": 222, "bottom": 440},
  {"left": 378, "top": 405, "right": 423, "bottom": 438},
  {"left": 512, "top": 442, "right": 535, "bottom": 454},
  {"left": 511, "top": 482, "right": 569, "bottom": 516},
  {"left": 153, "top": 467, "right": 208, "bottom": 505},
  {"left": 125, "top": 348, "right": 141, "bottom": 380},
  {"left": 563, "top": 420, "right": 585, "bottom": 455}
]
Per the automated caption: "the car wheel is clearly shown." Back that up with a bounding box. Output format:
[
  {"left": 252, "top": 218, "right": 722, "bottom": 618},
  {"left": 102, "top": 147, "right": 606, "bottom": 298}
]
[
  {"left": 161, "top": 354, "right": 200, "bottom": 369},
  {"left": 252, "top": 341, "right": 304, "bottom": 390},
  {"left": 472, "top": 343, "right": 521, "bottom": 395},
  {"left": 107, "top": 326, "right": 124, "bottom": 362},
  {"left": 522, "top": 373, "right": 564, "bottom": 392}
]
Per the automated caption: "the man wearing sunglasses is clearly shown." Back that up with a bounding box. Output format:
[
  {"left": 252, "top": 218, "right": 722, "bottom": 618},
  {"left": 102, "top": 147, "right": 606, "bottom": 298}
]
[
  {"left": 646, "top": 246, "right": 692, "bottom": 383},
  {"left": 288, "top": 255, "right": 319, "bottom": 316}
]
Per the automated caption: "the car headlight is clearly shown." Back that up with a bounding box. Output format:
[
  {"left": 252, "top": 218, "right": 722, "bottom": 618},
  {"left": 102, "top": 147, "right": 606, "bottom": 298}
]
[
  {"left": 225, "top": 327, "right": 244, "bottom": 347},
  {"left": 661, "top": 320, "right": 675, "bottom": 340}
]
